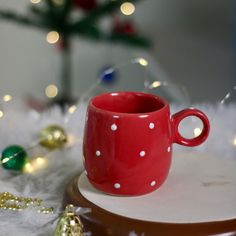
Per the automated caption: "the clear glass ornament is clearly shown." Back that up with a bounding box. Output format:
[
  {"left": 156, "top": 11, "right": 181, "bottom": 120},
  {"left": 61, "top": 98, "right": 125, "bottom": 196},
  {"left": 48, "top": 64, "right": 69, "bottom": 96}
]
[
  {"left": 79, "top": 51, "right": 190, "bottom": 107},
  {"left": 220, "top": 85, "right": 236, "bottom": 105}
]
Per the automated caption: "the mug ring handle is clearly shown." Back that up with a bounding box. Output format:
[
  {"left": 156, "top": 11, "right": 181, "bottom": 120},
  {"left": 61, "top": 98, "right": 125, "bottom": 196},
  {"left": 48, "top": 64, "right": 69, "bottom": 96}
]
[{"left": 171, "top": 108, "right": 210, "bottom": 147}]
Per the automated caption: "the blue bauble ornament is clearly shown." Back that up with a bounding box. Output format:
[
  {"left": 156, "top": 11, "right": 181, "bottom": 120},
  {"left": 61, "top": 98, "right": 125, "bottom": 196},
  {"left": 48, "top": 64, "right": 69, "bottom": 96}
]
[{"left": 100, "top": 67, "right": 117, "bottom": 83}]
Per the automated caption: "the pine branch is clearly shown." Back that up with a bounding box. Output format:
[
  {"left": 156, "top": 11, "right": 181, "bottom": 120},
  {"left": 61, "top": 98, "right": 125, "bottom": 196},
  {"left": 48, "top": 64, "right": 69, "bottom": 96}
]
[
  {"left": 109, "top": 34, "right": 151, "bottom": 48},
  {"left": 70, "top": 0, "right": 141, "bottom": 31},
  {"left": 38, "top": 0, "right": 74, "bottom": 32},
  {"left": 83, "top": 0, "right": 141, "bottom": 22},
  {"left": 54, "top": 0, "right": 73, "bottom": 32},
  {"left": 0, "top": 0, "right": 151, "bottom": 48},
  {"left": 45, "top": 0, "right": 54, "bottom": 11},
  {"left": 71, "top": 24, "right": 102, "bottom": 39},
  {"left": 30, "top": 5, "right": 48, "bottom": 19},
  {"left": 44, "top": 0, "right": 57, "bottom": 25},
  {"left": 73, "top": 26, "right": 150, "bottom": 48},
  {"left": 0, "top": 9, "right": 44, "bottom": 28},
  {"left": 61, "top": 0, "right": 73, "bottom": 21},
  {"left": 69, "top": 0, "right": 150, "bottom": 48}
]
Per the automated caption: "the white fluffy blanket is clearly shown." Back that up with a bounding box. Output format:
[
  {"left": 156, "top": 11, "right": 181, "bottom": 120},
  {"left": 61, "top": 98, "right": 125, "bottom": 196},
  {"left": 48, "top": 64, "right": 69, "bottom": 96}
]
[{"left": 0, "top": 103, "right": 235, "bottom": 236}]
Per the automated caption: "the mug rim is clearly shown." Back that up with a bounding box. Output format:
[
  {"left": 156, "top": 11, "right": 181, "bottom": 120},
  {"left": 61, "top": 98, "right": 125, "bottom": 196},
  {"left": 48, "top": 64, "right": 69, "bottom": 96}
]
[{"left": 89, "top": 91, "right": 168, "bottom": 116}]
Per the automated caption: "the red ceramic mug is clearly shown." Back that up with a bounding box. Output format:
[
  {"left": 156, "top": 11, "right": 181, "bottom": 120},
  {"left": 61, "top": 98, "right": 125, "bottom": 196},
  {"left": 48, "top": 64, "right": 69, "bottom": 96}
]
[{"left": 83, "top": 92, "right": 210, "bottom": 196}]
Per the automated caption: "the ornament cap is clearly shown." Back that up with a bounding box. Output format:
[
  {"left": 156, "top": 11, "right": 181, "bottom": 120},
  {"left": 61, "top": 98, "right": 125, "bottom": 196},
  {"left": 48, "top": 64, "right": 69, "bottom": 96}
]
[{"left": 65, "top": 204, "right": 75, "bottom": 215}]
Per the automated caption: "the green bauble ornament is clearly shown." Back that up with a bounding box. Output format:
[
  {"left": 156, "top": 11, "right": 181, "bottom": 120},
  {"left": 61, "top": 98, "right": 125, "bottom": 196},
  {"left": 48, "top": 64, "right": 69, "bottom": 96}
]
[
  {"left": 39, "top": 125, "right": 67, "bottom": 150},
  {"left": 1, "top": 145, "right": 28, "bottom": 171}
]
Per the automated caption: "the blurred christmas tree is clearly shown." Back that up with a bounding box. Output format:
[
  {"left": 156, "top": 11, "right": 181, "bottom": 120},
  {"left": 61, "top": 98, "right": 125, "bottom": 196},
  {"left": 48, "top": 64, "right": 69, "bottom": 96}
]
[{"left": 0, "top": 0, "right": 151, "bottom": 105}]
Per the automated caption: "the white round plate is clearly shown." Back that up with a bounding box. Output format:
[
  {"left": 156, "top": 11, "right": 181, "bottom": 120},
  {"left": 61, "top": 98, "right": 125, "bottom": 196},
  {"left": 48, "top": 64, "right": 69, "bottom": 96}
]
[{"left": 78, "top": 151, "right": 236, "bottom": 223}]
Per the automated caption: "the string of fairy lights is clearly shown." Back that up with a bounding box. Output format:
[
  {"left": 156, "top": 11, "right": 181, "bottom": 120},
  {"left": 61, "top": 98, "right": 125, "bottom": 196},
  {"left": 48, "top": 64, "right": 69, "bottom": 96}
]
[
  {"left": 45, "top": 74, "right": 235, "bottom": 147},
  {"left": 1, "top": 62, "right": 236, "bottom": 147}
]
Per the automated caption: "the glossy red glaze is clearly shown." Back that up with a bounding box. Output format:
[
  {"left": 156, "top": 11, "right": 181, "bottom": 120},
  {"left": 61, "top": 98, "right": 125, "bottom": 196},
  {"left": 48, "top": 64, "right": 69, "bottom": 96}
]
[{"left": 83, "top": 92, "right": 210, "bottom": 196}]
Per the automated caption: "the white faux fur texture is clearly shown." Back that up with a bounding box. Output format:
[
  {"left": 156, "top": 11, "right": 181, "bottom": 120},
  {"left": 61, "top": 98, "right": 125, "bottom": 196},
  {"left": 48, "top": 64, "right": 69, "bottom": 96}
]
[{"left": 0, "top": 102, "right": 235, "bottom": 236}]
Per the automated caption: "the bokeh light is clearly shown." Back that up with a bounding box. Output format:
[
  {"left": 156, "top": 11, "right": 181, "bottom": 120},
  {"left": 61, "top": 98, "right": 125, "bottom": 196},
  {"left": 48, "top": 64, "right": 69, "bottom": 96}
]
[
  {"left": 46, "top": 31, "right": 60, "bottom": 44},
  {"left": 34, "top": 157, "right": 47, "bottom": 169},
  {"left": 23, "top": 162, "right": 34, "bottom": 173},
  {"left": 3, "top": 94, "right": 12, "bottom": 102},
  {"left": 52, "top": 0, "right": 64, "bottom": 5},
  {"left": 120, "top": 2, "right": 135, "bottom": 15},
  {"left": 45, "top": 84, "right": 58, "bottom": 98},
  {"left": 138, "top": 58, "right": 148, "bottom": 67},
  {"left": 68, "top": 105, "right": 77, "bottom": 114},
  {"left": 194, "top": 128, "right": 202, "bottom": 137},
  {"left": 233, "top": 137, "right": 236, "bottom": 146},
  {"left": 151, "top": 81, "right": 162, "bottom": 88},
  {"left": 0, "top": 110, "right": 4, "bottom": 118},
  {"left": 30, "top": 0, "right": 41, "bottom": 4}
]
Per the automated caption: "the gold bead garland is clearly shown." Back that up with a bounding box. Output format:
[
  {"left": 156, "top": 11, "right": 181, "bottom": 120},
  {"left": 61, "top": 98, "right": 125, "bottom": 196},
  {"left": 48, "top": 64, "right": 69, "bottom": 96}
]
[
  {"left": 0, "top": 192, "right": 53, "bottom": 214},
  {"left": 0, "top": 192, "right": 91, "bottom": 235}
]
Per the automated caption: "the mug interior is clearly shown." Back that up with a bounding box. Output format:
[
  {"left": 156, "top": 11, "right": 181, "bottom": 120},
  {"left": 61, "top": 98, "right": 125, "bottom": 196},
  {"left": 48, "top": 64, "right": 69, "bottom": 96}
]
[{"left": 91, "top": 92, "right": 166, "bottom": 114}]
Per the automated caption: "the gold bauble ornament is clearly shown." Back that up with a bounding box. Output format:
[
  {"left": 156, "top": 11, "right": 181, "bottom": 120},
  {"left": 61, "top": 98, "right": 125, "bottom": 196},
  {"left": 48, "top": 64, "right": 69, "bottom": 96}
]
[
  {"left": 54, "top": 205, "right": 84, "bottom": 236},
  {"left": 39, "top": 125, "right": 67, "bottom": 149}
]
